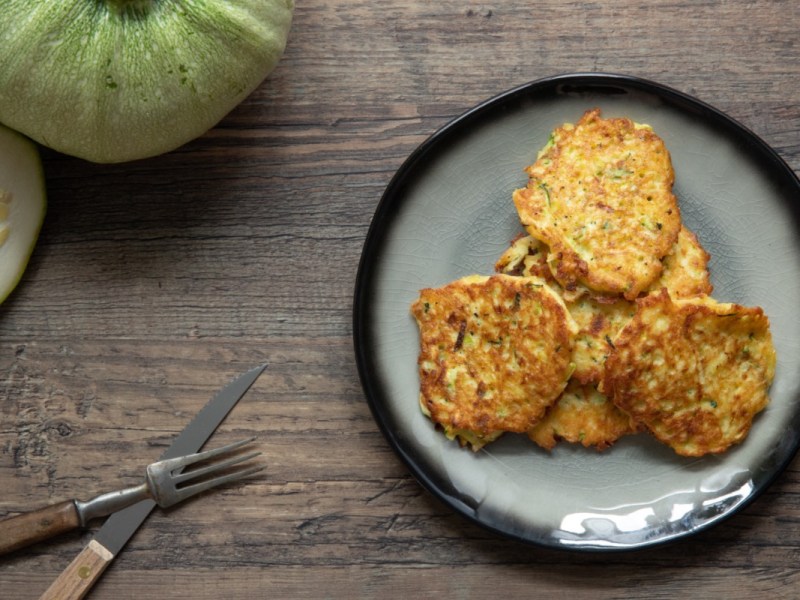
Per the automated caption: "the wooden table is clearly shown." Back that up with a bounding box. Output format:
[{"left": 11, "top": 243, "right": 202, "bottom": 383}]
[{"left": 2, "top": 2, "right": 800, "bottom": 598}]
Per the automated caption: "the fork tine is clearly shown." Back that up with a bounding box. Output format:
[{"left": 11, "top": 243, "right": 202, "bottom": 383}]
[
  {"left": 172, "top": 464, "right": 266, "bottom": 503},
  {"left": 172, "top": 451, "right": 262, "bottom": 486},
  {"left": 159, "top": 437, "right": 257, "bottom": 472}
]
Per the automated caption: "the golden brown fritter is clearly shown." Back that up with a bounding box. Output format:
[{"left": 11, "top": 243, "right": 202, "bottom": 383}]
[
  {"left": 601, "top": 289, "right": 776, "bottom": 457},
  {"left": 566, "top": 295, "right": 636, "bottom": 385},
  {"left": 655, "top": 226, "right": 713, "bottom": 298},
  {"left": 411, "top": 274, "right": 577, "bottom": 450},
  {"left": 528, "top": 381, "right": 636, "bottom": 451},
  {"left": 513, "top": 108, "right": 681, "bottom": 300}
]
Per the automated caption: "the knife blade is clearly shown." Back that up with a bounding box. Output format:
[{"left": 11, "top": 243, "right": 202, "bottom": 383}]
[{"left": 38, "top": 363, "right": 267, "bottom": 600}]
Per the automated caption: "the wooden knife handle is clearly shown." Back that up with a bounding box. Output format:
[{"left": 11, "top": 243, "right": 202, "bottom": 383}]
[
  {"left": 39, "top": 539, "right": 114, "bottom": 600},
  {"left": 0, "top": 500, "right": 81, "bottom": 555}
]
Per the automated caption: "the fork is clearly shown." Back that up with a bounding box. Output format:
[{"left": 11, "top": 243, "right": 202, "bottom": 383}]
[{"left": 0, "top": 437, "right": 263, "bottom": 555}]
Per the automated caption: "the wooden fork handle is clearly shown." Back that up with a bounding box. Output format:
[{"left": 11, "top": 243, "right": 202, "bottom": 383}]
[{"left": 0, "top": 500, "right": 81, "bottom": 555}]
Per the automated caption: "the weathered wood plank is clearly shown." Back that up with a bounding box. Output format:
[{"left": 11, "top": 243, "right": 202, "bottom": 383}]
[{"left": 4, "top": 564, "right": 800, "bottom": 600}]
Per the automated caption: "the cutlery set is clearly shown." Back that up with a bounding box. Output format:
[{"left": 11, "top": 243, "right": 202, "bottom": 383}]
[{"left": 0, "top": 364, "right": 267, "bottom": 599}]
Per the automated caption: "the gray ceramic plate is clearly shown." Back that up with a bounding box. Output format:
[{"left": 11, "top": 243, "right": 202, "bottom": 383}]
[{"left": 353, "top": 73, "right": 800, "bottom": 550}]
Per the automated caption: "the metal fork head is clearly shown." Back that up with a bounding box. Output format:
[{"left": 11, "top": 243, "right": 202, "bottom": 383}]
[{"left": 145, "top": 437, "right": 264, "bottom": 508}]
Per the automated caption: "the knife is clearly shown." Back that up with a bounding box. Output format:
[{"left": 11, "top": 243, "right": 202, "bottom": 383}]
[{"left": 37, "top": 363, "right": 267, "bottom": 600}]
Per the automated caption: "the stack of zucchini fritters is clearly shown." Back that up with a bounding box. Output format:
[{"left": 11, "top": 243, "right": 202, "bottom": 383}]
[{"left": 412, "top": 109, "right": 776, "bottom": 457}]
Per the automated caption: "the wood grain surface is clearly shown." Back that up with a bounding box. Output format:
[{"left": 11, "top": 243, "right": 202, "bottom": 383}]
[{"left": 2, "top": 1, "right": 800, "bottom": 598}]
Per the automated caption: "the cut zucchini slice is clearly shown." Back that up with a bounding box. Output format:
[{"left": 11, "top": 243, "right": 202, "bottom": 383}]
[{"left": 0, "top": 124, "right": 46, "bottom": 304}]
